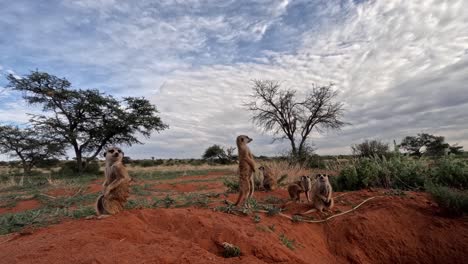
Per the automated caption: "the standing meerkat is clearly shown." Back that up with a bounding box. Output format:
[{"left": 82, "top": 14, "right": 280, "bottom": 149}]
[
  {"left": 234, "top": 135, "right": 256, "bottom": 207},
  {"left": 300, "top": 173, "right": 334, "bottom": 215},
  {"left": 95, "top": 146, "right": 131, "bottom": 217},
  {"left": 287, "top": 176, "right": 312, "bottom": 202},
  {"left": 259, "top": 165, "right": 277, "bottom": 191}
]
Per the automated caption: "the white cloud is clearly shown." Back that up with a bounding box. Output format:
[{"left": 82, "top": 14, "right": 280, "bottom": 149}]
[{"left": 1, "top": 0, "right": 467, "bottom": 159}]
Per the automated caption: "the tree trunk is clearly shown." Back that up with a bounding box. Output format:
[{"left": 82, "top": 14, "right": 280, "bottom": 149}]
[{"left": 73, "top": 144, "right": 83, "bottom": 175}]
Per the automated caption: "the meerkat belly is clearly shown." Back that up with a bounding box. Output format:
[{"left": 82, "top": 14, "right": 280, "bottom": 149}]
[{"left": 239, "top": 163, "right": 253, "bottom": 177}]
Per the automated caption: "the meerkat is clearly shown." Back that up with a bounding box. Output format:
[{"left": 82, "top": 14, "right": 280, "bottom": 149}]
[
  {"left": 259, "top": 165, "right": 276, "bottom": 191},
  {"left": 95, "top": 146, "right": 131, "bottom": 217},
  {"left": 300, "top": 173, "right": 334, "bottom": 215},
  {"left": 287, "top": 175, "right": 312, "bottom": 202},
  {"left": 234, "top": 135, "right": 256, "bottom": 207}
]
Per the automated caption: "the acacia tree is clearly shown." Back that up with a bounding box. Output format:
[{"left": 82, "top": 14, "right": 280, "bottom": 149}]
[
  {"left": 400, "top": 133, "right": 462, "bottom": 156},
  {"left": 0, "top": 125, "right": 65, "bottom": 173},
  {"left": 7, "top": 71, "right": 168, "bottom": 173},
  {"left": 202, "top": 145, "right": 236, "bottom": 164},
  {"left": 245, "top": 80, "right": 346, "bottom": 158}
]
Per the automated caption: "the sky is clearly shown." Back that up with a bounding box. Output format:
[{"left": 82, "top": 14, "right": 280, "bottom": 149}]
[{"left": 0, "top": 0, "right": 467, "bottom": 159}]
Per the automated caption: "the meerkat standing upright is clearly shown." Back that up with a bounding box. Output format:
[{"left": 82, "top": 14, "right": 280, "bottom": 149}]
[
  {"left": 234, "top": 135, "right": 256, "bottom": 207},
  {"left": 95, "top": 146, "right": 131, "bottom": 217},
  {"left": 300, "top": 173, "right": 334, "bottom": 215},
  {"left": 259, "top": 165, "right": 277, "bottom": 191}
]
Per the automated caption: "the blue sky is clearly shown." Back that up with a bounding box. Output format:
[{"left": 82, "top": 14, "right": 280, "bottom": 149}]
[{"left": 1, "top": 0, "right": 467, "bottom": 159}]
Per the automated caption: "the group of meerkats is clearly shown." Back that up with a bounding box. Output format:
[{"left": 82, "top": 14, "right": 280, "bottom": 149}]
[
  {"left": 234, "top": 135, "right": 333, "bottom": 215},
  {"left": 92, "top": 135, "right": 333, "bottom": 218}
]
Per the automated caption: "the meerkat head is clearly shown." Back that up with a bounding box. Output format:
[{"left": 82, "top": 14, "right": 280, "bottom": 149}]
[
  {"left": 316, "top": 173, "right": 329, "bottom": 183},
  {"left": 300, "top": 175, "right": 311, "bottom": 190},
  {"left": 236, "top": 135, "right": 253, "bottom": 145},
  {"left": 104, "top": 146, "right": 124, "bottom": 163}
]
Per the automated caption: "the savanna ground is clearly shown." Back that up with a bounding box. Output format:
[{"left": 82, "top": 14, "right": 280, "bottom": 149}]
[{"left": 0, "top": 163, "right": 467, "bottom": 264}]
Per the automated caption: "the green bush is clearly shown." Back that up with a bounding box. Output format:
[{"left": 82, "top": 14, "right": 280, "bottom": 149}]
[
  {"left": 223, "top": 177, "right": 239, "bottom": 193},
  {"left": 57, "top": 160, "right": 100, "bottom": 175},
  {"left": 426, "top": 184, "right": 468, "bottom": 216},
  {"left": 333, "top": 156, "right": 428, "bottom": 191},
  {"left": 430, "top": 157, "right": 468, "bottom": 189}
]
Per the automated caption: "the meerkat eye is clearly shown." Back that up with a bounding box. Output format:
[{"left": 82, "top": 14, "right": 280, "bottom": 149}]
[
  {"left": 117, "top": 149, "right": 122, "bottom": 153},
  {"left": 108, "top": 149, "right": 115, "bottom": 153}
]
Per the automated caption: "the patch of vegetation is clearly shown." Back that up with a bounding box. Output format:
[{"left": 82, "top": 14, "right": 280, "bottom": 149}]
[
  {"left": 39, "top": 192, "right": 99, "bottom": 209},
  {"left": 125, "top": 198, "right": 152, "bottom": 209},
  {"left": 131, "top": 185, "right": 152, "bottom": 196},
  {"left": 69, "top": 206, "right": 95, "bottom": 218},
  {"left": 430, "top": 157, "right": 468, "bottom": 189},
  {"left": 331, "top": 155, "right": 428, "bottom": 191},
  {"left": 252, "top": 214, "right": 261, "bottom": 223},
  {"left": 223, "top": 177, "right": 239, "bottom": 193},
  {"left": 264, "top": 205, "right": 282, "bottom": 217},
  {"left": 221, "top": 242, "right": 241, "bottom": 258},
  {"left": 263, "top": 195, "right": 284, "bottom": 204},
  {"left": 426, "top": 184, "right": 468, "bottom": 217},
  {"left": 160, "top": 195, "right": 176, "bottom": 208},
  {"left": 177, "top": 193, "right": 211, "bottom": 208},
  {"left": 279, "top": 233, "right": 296, "bottom": 250}
]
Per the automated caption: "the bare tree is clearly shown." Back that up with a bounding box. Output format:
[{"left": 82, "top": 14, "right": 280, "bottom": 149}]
[{"left": 245, "top": 80, "right": 346, "bottom": 157}]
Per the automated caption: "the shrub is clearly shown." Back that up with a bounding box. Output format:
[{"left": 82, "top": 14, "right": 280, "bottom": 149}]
[
  {"left": 333, "top": 156, "right": 428, "bottom": 191},
  {"left": 57, "top": 160, "right": 100, "bottom": 175},
  {"left": 351, "top": 139, "right": 390, "bottom": 158},
  {"left": 426, "top": 184, "right": 468, "bottom": 216},
  {"left": 430, "top": 157, "right": 468, "bottom": 189},
  {"left": 223, "top": 177, "right": 239, "bottom": 193}
]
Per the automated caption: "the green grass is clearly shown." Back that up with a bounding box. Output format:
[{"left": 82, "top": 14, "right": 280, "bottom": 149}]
[
  {"left": 279, "top": 233, "right": 296, "bottom": 250},
  {"left": 426, "top": 184, "right": 468, "bottom": 216}
]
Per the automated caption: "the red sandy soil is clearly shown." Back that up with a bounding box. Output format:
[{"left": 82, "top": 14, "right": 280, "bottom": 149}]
[
  {"left": 0, "top": 200, "right": 41, "bottom": 214},
  {"left": 0, "top": 191, "right": 467, "bottom": 264}
]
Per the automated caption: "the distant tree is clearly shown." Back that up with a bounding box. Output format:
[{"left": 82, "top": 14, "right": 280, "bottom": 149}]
[
  {"left": 7, "top": 71, "right": 168, "bottom": 174},
  {"left": 400, "top": 133, "right": 462, "bottom": 157},
  {"left": 202, "top": 145, "right": 236, "bottom": 164},
  {"left": 245, "top": 80, "right": 346, "bottom": 159},
  {"left": 0, "top": 125, "right": 65, "bottom": 173},
  {"left": 351, "top": 139, "right": 390, "bottom": 158}
]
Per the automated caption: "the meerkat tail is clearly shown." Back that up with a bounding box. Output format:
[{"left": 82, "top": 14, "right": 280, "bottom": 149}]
[{"left": 95, "top": 194, "right": 106, "bottom": 216}]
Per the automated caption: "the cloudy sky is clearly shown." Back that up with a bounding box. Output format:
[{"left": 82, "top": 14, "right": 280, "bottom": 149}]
[{"left": 0, "top": 0, "right": 467, "bottom": 159}]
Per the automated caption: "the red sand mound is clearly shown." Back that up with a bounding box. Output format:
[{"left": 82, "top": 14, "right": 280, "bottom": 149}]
[
  {"left": 0, "top": 199, "right": 41, "bottom": 215},
  {"left": 0, "top": 192, "right": 467, "bottom": 264}
]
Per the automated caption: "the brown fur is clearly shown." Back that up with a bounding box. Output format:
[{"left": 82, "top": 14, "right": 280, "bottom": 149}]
[
  {"left": 287, "top": 176, "right": 311, "bottom": 202},
  {"left": 95, "top": 147, "right": 131, "bottom": 216},
  {"left": 300, "top": 173, "right": 334, "bottom": 215},
  {"left": 234, "top": 135, "right": 256, "bottom": 206},
  {"left": 259, "top": 165, "right": 276, "bottom": 191}
]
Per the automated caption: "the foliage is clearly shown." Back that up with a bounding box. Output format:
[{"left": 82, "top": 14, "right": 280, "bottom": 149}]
[
  {"left": 400, "top": 133, "right": 462, "bottom": 157},
  {"left": 7, "top": 71, "right": 168, "bottom": 173},
  {"left": 426, "top": 184, "right": 468, "bottom": 216},
  {"left": 279, "top": 233, "right": 296, "bottom": 250},
  {"left": 0, "top": 125, "right": 65, "bottom": 173},
  {"left": 245, "top": 80, "right": 346, "bottom": 159},
  {"left": 57, "top": 160, "right": 100, "bottom": 175},
  {"left": 351, "top": 139, "right": 390, "bottom": 158},
  {"left": 332, "top": 155, "right": 428, "bottom": 191},
  {"left": 223, "top": 177, "right": 239, "bottom": 193},
  {"left": 202, "top": 144, "right": 236, "bottom": 164},
  {"left": 430, "top": 157, "right": 468, "bottom": 189}
]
